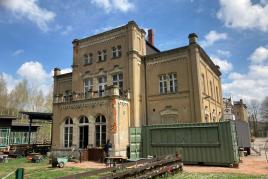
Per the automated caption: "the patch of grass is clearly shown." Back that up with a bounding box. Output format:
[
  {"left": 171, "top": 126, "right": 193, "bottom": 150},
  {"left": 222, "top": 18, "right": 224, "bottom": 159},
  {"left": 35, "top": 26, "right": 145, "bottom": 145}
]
[
  {"left": 0, "top": 158, "right": 91, "bottom": 179},
  {"left": 171, "top": 172, "right": 267, "bottom": 179}
]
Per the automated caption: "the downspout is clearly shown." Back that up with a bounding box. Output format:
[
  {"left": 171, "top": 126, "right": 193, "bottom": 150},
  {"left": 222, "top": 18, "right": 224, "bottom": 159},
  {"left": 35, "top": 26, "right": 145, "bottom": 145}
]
[{"left": 144, "top": 58, "right": 148, "bottom": 125}]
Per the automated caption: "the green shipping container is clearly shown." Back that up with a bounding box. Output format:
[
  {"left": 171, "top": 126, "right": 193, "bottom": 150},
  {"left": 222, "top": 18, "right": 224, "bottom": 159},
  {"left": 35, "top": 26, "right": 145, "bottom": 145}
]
[{"left": 130, "top": 120, "right": 239, "bottom": 166}]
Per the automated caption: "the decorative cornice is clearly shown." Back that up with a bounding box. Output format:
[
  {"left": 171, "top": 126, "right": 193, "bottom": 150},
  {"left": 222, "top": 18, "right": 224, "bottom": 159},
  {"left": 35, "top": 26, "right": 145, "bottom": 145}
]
[
  {"left": 146, "top": 57, "right": 187, "bottom": 66},
  {"left": 59, "top": 100, "right": 107, "bottom": 110},
  {"left": 79, "top": 34, "right": 126, "bottom": 49}
]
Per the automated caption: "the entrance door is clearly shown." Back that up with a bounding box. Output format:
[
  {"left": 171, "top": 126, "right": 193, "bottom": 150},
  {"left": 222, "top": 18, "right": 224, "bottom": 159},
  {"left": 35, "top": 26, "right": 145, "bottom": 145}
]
[
  {"left": 79, "top": 126, "right": 88, "bottom": 148},
  {"left": 79, "top": 116, "right": 89, "bottom": 148}
]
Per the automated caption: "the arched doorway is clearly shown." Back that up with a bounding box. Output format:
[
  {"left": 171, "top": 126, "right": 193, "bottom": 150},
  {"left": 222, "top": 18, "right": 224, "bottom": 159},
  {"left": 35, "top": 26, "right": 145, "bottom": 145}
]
[
  {"left": 79, "top": 116, "right": 89, "bottom": 148},
  {"left": 95, "top": 115, "right": 106, "bottom": 147}
]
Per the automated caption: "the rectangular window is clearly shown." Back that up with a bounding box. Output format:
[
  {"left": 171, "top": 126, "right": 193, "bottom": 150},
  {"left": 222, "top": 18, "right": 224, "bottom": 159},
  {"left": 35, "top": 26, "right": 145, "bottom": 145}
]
[
  {"left": 103, "top": 50, "right": 107, "bottom": 61},
  {"left": 84, "top": 53, "right": 93, "bottom": 65},
  {"left": 64, "top": 127, "right": 73, "bottom": 148},
  {"left": 117, "top": 45, "right": 121, "bottom": 57},
  {"left": 216, "top": 86, "right": 219, "bottom": 102},
  {"left": 112, "top": 46, "right": 122, "bottom": 58},
  {"left": 0, "top": 128, "right": 10, "bottom": 146},
  {"left": 98, "top": 51, "right": 102, "bottom": 62},
  {"left": 202, "top": 74, "right": 206, "bottom": 93},
  {"left": 159, "top": 73, "right": 177, "bottom": 94},
  {"left": 112, "top": 47, "right": 117, "bottom": 58},
  {"left": 113, "top": 73, "right": 123, "bottom": 94},
  {"left": 159, "top": 75, "right": 168, "bottom": 94},
  {"left": 210, "top": 81, "right": 214, "bottom": 98},
  {"left": 169, "top": 73, "right": 177, "bottom": 93},
  {"left": 84, "top": 79, "right": 93, "bottom": 93},
  {"left": 98, "top": 50, "right": 107, "bottom": 62},
  {"left": 98, "top": 76, "right": 107, "bottom": 97}
]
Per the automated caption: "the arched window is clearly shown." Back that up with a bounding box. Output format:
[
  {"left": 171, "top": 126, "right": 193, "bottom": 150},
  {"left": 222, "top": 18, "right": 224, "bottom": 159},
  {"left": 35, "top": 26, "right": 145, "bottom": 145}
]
[
  {"left": 64, "top": 117, "right": 73, "bottom": 148},
  {"left": 79, "top": 116, "right": 89, "bottom": 148},
  {"left": 95, "top": 115, "right": 106, "bottom": 147}
]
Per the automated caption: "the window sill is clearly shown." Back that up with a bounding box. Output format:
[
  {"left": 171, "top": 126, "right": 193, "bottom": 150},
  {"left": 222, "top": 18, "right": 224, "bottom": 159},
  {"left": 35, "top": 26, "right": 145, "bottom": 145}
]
[
  {"left": 84, "top": 63, "right": 92, "bottom": 66},
  {"left": 159, "top": 92, "right": 177, "bottom": 95},
  {"left": 112, "top": 56, "right": 121, "bottom": 60},
  {"left": 97, "top": 60, "right": 106, "bottom": 63}
]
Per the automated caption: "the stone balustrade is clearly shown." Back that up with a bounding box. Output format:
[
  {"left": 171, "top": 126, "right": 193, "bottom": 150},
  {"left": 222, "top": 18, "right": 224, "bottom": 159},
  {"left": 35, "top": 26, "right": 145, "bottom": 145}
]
[{"left": 53, "top": 85, "right": 130, "bottom": 104}]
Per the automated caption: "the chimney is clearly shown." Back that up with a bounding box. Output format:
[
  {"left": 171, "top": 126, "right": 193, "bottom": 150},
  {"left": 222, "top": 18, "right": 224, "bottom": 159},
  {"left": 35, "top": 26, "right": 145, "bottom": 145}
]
[
  {"left": 188, "top": 33, "right": 198, "bottom": 44},
  {"left": 148, "top": 29, "right": 154, "bottom": 46},
  {"left": 54, "top": 68, "right": 61, "bottom": 76}
]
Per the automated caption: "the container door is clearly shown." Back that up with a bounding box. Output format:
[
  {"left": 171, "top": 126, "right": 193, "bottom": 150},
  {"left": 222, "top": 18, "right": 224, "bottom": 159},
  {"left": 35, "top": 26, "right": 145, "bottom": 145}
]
[
  {"left": 129, "top": 127, "right": 141, "bottom": 160},
  {"left": 231, "top": 122, "right": 240, "bottom": 163}
]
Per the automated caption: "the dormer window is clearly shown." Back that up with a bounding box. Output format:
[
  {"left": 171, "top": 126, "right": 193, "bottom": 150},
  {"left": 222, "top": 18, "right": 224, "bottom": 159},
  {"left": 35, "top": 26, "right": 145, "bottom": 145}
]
[
  {"left": 98, "top": 50, "right": 107, "bottom": 62},
  {"left": 112, "top": 45, "right": 122, "bottom": 58},
  {"left": 84, "top": 53, "right": 93, "bottom": 65}
]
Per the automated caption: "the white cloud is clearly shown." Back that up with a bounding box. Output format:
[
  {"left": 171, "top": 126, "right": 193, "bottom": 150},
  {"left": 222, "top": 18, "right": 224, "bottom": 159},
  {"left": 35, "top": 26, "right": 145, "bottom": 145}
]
[
  {"left": 17, "top": 61, "right": 49, "bottom": 82},
  {"left": 16, "top": 61, "right": 54, "bottom": 95},
  {"left": 13, "top": 49, "right": 24, "bottom": 56},
  {"left": 223, "top": 46, "right": 268, "bottom": 101},
  {"left": 211, "top": 56, "right": 233, "bottom": 73},
  {"left": 2, "top": 61, "right": 71, "bottom": 96},
  {"left": 93, "top": 24, "right": 125, "bottom": 34},
  {"left": 217, "top": 0, "right": 268, "bottom": 32},
  {"left": 94, "top": 26, "right": 116, "bottom": 34},
  {"left": 201, "top": 30, "right": 228, "bottom": 47},
  {"left": 249, "top": 46, "right": 268, "bottom": 64},
  {"left": 50, "top": 68, "right": 72, "bottom": 76},
  {"left": 0, "top": 0, "right": 56, "bottom": 32},
  {"left": 61, "top": 25, "right": 73, "bottom": 35},
  {"left": 223, "top": 64, "right": 268, "bottom": 101},
  {"left": 228, "top": 72, "right": 244, "bottom": 80},
  {"left": 91, "top": 0, "right": 134, "bottom": 13},
  {"left": 61, "top": 68, "right": 72, "bottom": 74},
  {"left": 1, "top": 72, "right": 20, "bottom": 92},
  {"left": 217, "top": 49, "right": 231, "bottom": 57}
]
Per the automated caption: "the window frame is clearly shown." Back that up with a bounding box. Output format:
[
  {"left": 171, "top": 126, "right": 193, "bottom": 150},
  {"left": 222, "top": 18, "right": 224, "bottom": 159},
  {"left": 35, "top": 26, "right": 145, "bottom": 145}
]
[
  {"left": 64, "top": 117, "right": 73, "bottom": 148},
  {"left": 84, "top": 53, "right": 93, "bottom": 65},
  {"left": 79, "top": 116, "right": 89, "bottom": 149},
  {"left": 95, "top": 115, "right": 106, "bottom": 147},
  {"left": 169, "top": 73, "right": 177, "bottom": 93},
  {"left": 84, "top": 78, "right": 93, "bottom": 94},
  {"left": 112, "top": 73, "right": 123, "bottom": 94},
  {"left": 159, "top": 73, "right": 177, "bottom": 94},
  {"left": 98, "top": 76, "right": 107, "bottom": 97},
  {"left": 0, "top": 128, "right": 10, "bottom": 147},
  {"left": 112, "top": 45, "right": 122, "bottom": 59},
  {"left": 98, "top": 50, "right": 107, "bottom": 62}
]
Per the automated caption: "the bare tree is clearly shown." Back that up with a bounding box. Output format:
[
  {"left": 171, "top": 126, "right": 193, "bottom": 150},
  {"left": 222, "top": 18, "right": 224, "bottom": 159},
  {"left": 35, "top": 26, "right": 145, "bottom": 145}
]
[
  {"left": 0, "top": 74, "right": 8, "bottom": 111},
  {"left": 9, "top": 79, "right": 29, "bottom": 111},
  {"left": 261, "top": 96, "right": 268, "bottom": 122},
  {"left": 44, "top": 87, "right": 53, "bottom": 112},
  {"left": 248, "top": 99, "right": 260, "bottom": 137},
  {"left": 28, "top": 88, "right": 46, "bottom": 112}
]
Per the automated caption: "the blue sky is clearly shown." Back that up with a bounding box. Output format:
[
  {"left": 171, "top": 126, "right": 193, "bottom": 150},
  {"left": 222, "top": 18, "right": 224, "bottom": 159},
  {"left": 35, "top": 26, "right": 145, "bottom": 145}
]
[{"left": 0, "top": 0, "right": 268, "bottom": 102}]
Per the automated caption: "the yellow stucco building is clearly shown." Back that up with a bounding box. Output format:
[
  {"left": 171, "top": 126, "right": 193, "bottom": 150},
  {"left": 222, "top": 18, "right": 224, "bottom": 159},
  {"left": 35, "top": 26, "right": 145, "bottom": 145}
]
[{"left": 52, "top": 21, "right": 223, "bottom": 156}]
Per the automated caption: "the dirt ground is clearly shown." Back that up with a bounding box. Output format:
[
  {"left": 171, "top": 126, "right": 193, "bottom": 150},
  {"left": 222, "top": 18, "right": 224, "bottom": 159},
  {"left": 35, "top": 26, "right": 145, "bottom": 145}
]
[
  {"left": 65, "top": 161, "right": 106, "bottom": 169},
  {"left": 65, "top": 154, "right": 268, "bottom": 175},
  {"left": 184, "top": 154, "right": 268, "bottom": 175}
]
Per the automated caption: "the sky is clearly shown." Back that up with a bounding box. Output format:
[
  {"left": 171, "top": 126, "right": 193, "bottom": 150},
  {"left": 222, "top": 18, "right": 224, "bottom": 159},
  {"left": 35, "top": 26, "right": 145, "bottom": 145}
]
[{"left": 0, "top": 0, "right": 268, "bottom": 102}]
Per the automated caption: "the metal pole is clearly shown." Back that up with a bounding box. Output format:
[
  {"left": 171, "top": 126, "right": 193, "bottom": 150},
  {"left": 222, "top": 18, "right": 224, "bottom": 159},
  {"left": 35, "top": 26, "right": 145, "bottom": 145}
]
[{"left": 28, "top": 118, "right": 32, "bottom": 145}]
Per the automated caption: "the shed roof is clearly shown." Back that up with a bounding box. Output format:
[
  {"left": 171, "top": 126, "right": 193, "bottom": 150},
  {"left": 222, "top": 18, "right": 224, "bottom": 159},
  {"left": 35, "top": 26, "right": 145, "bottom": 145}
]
[{"left": 20, "top": 111, "right": 53, "bottom": 121}]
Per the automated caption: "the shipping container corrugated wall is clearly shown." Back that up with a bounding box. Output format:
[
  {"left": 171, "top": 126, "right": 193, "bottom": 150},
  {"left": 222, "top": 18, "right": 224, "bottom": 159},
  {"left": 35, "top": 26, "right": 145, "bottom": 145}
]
[
  {"left": 131, "top": 121, "right": 239, "bottom": 166},
  {"left": 235, "top": 120, "right": 251, "bottom": 148}
]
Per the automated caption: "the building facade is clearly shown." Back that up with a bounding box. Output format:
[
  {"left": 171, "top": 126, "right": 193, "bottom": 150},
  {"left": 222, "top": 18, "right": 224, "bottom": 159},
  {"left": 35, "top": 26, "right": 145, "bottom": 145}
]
[
  {"left": 223, "top": 97, "right": 249, "bottom": 122},
  {"left": 52, "top": 21, "right": 223, "bottom": 156},
  {"left": 233, "top": 99, "right": 249, "bottom": 122}
]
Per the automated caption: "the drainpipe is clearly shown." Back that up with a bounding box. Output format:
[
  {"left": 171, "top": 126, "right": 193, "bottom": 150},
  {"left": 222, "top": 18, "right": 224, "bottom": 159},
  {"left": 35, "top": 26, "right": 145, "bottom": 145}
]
[{"left": 144, "top": 58, "right": 148, "bottom": 125}]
